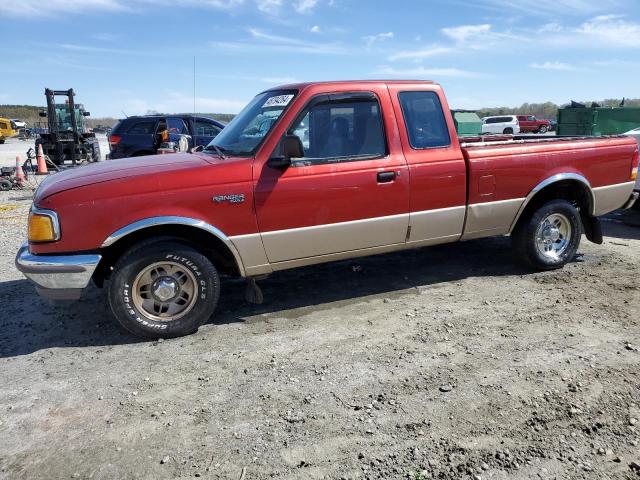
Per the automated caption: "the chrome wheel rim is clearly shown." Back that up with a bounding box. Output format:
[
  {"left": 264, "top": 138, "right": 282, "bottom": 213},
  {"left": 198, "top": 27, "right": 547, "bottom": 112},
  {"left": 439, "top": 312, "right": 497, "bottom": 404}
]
[
  {"left": 132, "top": 261, "right": 198, "bottom": 322},
  {"left": 535, "top": 213, "right": 572, "bottom": 260}
]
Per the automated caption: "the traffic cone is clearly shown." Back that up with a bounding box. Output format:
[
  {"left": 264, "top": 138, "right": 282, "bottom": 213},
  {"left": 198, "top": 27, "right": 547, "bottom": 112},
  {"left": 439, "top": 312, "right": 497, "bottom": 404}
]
[
  {"left": 36, "top": 144, "right": 49, "bottom": 175},
  {"left": 15, "top": 156, "right": 26, "bottom": 186}
]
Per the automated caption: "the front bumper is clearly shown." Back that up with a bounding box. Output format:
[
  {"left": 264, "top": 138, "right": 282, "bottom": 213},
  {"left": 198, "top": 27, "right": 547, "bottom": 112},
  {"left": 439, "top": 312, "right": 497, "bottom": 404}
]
[{"left": 15, "top": 243, "right": 101, "bottom": 300}]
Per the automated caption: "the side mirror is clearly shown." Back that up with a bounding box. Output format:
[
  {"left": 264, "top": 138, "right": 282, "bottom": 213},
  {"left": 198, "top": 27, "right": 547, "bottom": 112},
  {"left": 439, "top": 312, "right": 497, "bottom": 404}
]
[
  {"left": 268, "top": 135, "right": 304, "bottom": 170},
  {"left": 39, "top": 111, "right": 47, "bottom": 118},
  {"left": 83, "top": 111, "right": 91, "bottom": 117}
]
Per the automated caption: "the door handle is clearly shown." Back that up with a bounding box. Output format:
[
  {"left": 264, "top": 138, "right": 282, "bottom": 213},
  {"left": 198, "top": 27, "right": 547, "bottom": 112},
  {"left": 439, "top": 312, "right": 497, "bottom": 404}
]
[{"left": 377, "top": 171, "right": 396, "bottom": 183}]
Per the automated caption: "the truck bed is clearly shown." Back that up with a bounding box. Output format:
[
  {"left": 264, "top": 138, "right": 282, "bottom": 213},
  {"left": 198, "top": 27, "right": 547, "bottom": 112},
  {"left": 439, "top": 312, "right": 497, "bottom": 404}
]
[{"left": 456, "top": 133, "right": 638, "bottom": 240}]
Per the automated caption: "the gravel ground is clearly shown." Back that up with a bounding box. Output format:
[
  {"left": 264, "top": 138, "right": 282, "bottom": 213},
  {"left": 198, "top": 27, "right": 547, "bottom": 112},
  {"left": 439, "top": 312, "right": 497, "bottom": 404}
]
[{"left": 0, "top": 185, "right": 639, "bottom": 480}]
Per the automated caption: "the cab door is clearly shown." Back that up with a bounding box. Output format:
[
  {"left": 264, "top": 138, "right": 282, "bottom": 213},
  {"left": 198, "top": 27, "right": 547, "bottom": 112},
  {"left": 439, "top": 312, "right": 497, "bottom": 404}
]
[
  {"left": 253, "top": 89, "right": 410, "bottom": 264},
  {"left": 387, "top": 85, "right": 467, "bottom": 247}
]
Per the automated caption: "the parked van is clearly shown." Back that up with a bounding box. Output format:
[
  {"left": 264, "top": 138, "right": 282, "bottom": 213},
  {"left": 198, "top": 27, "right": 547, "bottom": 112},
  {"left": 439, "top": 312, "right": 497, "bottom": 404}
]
[
  {"left": 0, "top": 118, "right": 18, "bottom": 144},
  {"left": 482, "top": 115, "right": 520, "bottom": 135}
]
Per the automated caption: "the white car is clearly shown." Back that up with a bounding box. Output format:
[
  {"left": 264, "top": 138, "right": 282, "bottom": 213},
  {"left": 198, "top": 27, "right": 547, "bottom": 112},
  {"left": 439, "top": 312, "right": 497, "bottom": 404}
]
[
  {"left": 482, "top": 115, "right": 520, "bottom": 135},
  {"left": 11, "top": 119, "right": 26, "bottom": 129}
]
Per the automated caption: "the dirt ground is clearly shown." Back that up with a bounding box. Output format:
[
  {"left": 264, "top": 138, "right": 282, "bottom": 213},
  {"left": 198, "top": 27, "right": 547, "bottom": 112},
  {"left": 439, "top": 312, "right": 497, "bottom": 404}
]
[{"left": 0, "top": 187, "right": 639, "bottom": 480}]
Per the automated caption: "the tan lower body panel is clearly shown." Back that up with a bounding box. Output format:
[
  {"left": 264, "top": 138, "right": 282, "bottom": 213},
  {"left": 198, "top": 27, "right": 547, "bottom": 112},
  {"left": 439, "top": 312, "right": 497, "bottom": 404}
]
[
  {"left": 228, "top": 233, "right": 272, "bottom": 276},
  {"left": 461, "top": 198, "right": 525, "bottom": 240},
  {"left": 259, "top": 213, "right": 409, "bottom": 264},
  {"left": 593, "top": 181, "right": 635, "bottom": 216},
  {"left": 232, "top": 200, "right": 527, "bottom": 276},
  {"left": 269, "top": 242, "right": 406, "bottom": 272},
  {"left": 407, "top": 206, "right": 465, "bottom": 246}
]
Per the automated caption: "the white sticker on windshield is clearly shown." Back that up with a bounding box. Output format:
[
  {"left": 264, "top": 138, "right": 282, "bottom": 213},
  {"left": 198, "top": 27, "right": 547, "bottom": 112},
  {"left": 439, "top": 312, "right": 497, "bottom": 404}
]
[{"left": 263, "top": 94, "right": 294, "bottom": 108}]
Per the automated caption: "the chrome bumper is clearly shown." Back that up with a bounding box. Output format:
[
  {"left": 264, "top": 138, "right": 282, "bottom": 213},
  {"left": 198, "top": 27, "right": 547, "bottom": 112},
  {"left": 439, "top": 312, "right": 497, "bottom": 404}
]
[
  {"left": 622, "top": 191, "right": 639, "bottom": 209},
  {"left": 15, "top": 243, "right": 101, "bottom": 300}
]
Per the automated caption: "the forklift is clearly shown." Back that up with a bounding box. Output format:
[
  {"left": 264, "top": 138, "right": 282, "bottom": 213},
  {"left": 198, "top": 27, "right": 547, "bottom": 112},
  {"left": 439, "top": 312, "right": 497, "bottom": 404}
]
[{"left": 35, "top": 88, "right": 101, "bottom": 167}]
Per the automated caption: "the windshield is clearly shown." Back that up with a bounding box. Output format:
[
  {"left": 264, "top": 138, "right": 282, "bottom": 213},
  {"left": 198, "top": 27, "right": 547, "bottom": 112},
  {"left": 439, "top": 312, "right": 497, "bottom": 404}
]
[{"left": 205, "top": 89, "right": 297, "bottom": 156}]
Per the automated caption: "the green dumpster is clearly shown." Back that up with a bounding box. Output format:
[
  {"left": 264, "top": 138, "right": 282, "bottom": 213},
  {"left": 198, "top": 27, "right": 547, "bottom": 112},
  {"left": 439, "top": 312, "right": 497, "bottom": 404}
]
[
  {"left": 451, "top": 110, "right": 482, "bottom": 137},
  {"left": 557, "top": 106, "right": 640, "bottom": 136}
]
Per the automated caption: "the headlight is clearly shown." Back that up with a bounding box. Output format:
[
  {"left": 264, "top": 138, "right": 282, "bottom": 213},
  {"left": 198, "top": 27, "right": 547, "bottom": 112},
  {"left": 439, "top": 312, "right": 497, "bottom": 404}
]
[{"left": 28, "top": 208, "right": 60, "bottom": 243}]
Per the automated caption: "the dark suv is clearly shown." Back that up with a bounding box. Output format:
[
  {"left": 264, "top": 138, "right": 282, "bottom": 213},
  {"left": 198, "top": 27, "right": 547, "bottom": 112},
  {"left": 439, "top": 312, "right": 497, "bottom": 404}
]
[{"left": 108, "top": 115, "right": 224, "bottom": 159}]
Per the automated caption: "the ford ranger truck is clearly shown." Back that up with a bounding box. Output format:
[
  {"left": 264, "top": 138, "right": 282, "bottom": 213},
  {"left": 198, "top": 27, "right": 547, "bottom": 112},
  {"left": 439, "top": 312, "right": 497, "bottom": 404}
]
[{"left": 16, "top": 81, "right": 640, "bottom": 339}]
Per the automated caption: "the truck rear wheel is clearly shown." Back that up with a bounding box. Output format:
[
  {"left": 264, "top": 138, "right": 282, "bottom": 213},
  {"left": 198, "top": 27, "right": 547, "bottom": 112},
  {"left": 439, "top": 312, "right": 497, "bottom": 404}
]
[
  {"left": 538, "top": 125, "right": 548, "bottom": 134},
  {"left": 512, "top": 199, "right": 582, "bottom": 270},
  {"left": 108, "top": 240, "right": 220, "bottom": 339}
]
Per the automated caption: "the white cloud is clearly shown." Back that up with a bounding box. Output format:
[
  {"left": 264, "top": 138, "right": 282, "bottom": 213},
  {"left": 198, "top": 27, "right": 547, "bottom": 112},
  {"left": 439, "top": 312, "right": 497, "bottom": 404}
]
[
  {"left": 294, "top": 0, "right": 317, "bottom": 13},
  {"left": 0, "top": 0, "right": 126, "bottom": 16},
  {"left": 375, "top": 66, "right": 482, "bottom": 78},
  {"left": 0, "top": 0, "right": 321, "bottom": 16},
  {"left": 125, "top": 91, "right": 247, "bottom": 115},
  {"left": 261, "top": 76, "right": 298, "bottom": 84},
  {"left": 470, "top": 0, "right": 626, "bottom": 17},
  {"left": 210, "top": 28, "right": 347, "bottom": 54},
  {"left": 363, "top": 32, "right": 394, "bottom": 47},
  {"left": 530, "top": 61, "right": 576, "bottom": 71},
  {"left": 537, "top": 22, "right": 563, "bottom": 33},
  {"left": 576, "top": 14, "right": 640, "bottom": 46},
  {"left": 256, "top": 0, "right": 282, "bottom": 13},
  {"left": 442, "top": 24, "right": 492, "bottom": 43},
  {"left": 255, "top": 0, "right": 318, "bottom": 15},
  {"left": 310, "top": 25, "right": 321, "bottom": 33},
  {"left": 388, "top": 46, "right": 452, "bottom": 61}
]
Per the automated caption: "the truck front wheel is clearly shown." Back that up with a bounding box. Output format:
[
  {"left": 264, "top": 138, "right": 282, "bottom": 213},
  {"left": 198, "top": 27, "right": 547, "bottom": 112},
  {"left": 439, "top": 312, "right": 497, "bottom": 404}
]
[
  {"left": 512, "top": 199, "right": 583, "bottom": 270},
  {"left": 108, "top": 240, "right": 220, "bottom": 339}
]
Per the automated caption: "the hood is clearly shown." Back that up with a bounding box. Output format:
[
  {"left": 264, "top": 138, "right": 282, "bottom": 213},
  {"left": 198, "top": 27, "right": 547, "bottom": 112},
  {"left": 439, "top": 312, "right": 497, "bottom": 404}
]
[{"left": 35, "top": 153, "right": 212, "bottom": 202}]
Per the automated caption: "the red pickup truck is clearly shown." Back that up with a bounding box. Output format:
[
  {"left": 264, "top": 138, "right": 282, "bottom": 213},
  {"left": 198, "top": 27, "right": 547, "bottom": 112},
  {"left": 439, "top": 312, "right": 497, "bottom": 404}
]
[
  {"left": 16, "top": 81, "right": 639, "bottom": 339},
  {"left": 517, "top": 115, "right": 552, "bottom": 134}
]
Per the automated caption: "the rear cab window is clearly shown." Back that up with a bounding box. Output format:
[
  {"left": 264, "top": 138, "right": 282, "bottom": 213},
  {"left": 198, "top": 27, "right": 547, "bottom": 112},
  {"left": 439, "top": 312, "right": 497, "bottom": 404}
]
[{"left": 398, "top": 91, "right": 450, "bottom": 149}]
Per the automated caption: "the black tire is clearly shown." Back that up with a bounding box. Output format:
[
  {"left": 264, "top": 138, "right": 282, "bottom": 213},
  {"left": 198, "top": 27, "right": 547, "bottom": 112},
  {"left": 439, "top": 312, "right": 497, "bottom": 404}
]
[
  {"left": 538, "top": 125, "right": 548, "bottom": 134},
  {"left": 0, "top": 139, "right": 5, "bottom": 144},
  {"left": 503, "top": 128, "right": 514, "bottom": 134},
  {"left": 108, "top": 240, "right": 220, "bottom": 339},
  {"left": 512, "top": 199, "right": 583, "bottom": 270},
  {"left": 0, "top": 179, "right": 11, "bottom": 191}
]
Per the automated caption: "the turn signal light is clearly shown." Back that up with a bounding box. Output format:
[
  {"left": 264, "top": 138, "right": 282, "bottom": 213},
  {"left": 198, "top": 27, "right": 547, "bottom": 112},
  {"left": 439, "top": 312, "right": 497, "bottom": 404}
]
[
  {"left": 108, "top": 134, "right": 121, "bottom": 146},
  {"left": 28, "top": 210, "right": 60, "bottom": 243},
  {"left": 632, "top": 167, "right": 638, "bottom": 181}
]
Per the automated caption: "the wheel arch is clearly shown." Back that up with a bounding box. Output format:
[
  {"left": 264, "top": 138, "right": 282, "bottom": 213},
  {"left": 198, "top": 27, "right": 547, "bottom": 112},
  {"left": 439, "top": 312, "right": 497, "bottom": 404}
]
[
  {"left": 509, "top": 173, "right": 595, "bottom": 233},
  {"left": 95, "top": 217, "right": 246, "bottom": 285}
]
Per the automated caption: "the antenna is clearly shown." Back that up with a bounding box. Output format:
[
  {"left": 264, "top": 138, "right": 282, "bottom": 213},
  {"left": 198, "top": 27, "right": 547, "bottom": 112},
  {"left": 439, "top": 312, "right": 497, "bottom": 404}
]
[
  {"left": 193, "top": 56, "right": 196, "bottom": 116},
  {"left": 121, "top": 110, "right": 128, "bottom": 118}
]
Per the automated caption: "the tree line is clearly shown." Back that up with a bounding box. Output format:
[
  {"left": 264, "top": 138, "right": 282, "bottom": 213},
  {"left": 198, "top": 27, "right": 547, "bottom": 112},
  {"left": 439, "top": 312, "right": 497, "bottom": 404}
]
[
  {"left": 3, "top": 98, "right": 640, "bottom": 127},
  {"left": 477, "top": 98, "right": 640, "bottom": 120}
]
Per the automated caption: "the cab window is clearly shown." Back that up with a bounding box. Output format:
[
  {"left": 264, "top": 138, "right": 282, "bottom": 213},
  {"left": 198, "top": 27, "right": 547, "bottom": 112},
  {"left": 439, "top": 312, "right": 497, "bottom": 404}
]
[
  {"left": 286, "top": 93, "right": 386, "bottom": 164},
  {"left": 398, "top": 91, "right": 450, "bottom": 149}
]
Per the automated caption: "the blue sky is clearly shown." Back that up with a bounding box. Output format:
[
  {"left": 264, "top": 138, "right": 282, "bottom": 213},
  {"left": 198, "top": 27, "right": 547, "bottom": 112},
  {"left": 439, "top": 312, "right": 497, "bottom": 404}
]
[{"left": 1, "top": 0, "right": 639, "bottom": 117}]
